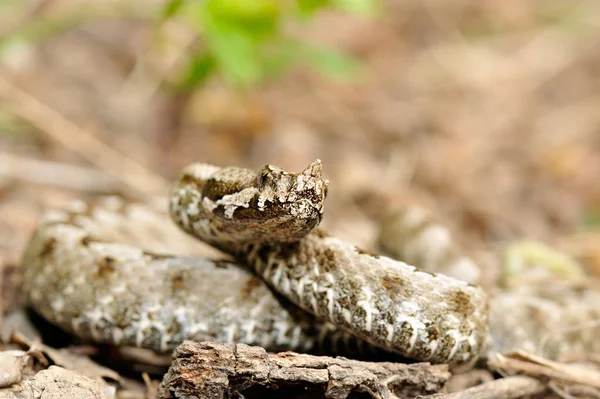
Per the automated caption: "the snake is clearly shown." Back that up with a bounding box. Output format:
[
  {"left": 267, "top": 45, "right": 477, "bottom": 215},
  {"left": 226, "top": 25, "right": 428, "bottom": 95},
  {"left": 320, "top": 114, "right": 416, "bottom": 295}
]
[{"left": 21, "top": 160, "right": 489, "bottom": 368}]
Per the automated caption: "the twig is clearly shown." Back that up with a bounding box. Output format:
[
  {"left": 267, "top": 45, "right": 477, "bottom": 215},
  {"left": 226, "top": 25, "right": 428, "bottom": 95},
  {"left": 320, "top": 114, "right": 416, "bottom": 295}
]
[
  {"left": 488, "top": 351, "right": 600, "bottom": 389},
  {"left": 157, "top": 341, "right": 451, "bottom": 399},
  {"left": 0, "top": 74, "right": 169, "bottom": 198},
  {"left": 418, "top": 375, "right": 547, "bottom": 399},
  {"left": 0, "top": 152, "right": 123, "bottom": 193},
  {"left": 142, "top": 372, "right": 160, "bottom": 399}
]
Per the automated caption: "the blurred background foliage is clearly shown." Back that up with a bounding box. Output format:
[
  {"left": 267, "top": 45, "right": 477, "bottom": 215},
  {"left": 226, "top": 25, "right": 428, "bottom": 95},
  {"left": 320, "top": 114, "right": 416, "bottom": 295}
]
[
  {"left": 0, "top": 0, "right": 599, "bottom": 287},
  {"left": 162, "top": 0, "right": 376, "bottom": 88},
  {"left": 1, "top": 0, "right": 376, "bottom": 89}
]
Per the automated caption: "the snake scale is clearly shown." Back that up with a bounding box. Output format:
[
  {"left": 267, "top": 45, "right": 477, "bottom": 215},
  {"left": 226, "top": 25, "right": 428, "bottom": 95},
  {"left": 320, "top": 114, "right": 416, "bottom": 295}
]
[{"left": 22, "top": 160, "right": 489, "bottom": 368}]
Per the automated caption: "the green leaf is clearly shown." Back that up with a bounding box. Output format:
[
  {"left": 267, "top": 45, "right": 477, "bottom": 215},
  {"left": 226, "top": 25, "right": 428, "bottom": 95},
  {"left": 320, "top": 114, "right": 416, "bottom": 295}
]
[
  {"left": 186, "top": 0, "right": 279, "bottom": 40},
  {"left": 332, "top": 0, "right": 379, "bottom": 15},
  {"left": 178, "top": 53, "right": 216, "bottom": 88},
  {"left": 201, "top": 16, "right": 263, "bottom": 87},
  {"left": 206, "top": 0, "right": 280, "bottom": 24},
  {"left": 162, "top": 0, "right": 367, "bottom": 89},
  {"left": 161, "top": 0, "right": 186, "bottom": 19},
  {"left": 296, "top": 0, "right": 331, "bottom": 16}
]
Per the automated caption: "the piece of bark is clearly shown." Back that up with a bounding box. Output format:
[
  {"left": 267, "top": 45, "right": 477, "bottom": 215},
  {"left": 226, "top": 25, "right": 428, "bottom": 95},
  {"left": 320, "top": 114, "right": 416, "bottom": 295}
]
[
  {"left": 158, "top": 341, "right": 450, "bottom": 399},
  {"left": 419, "top": 375, "right": 547, "bottom": 399}
]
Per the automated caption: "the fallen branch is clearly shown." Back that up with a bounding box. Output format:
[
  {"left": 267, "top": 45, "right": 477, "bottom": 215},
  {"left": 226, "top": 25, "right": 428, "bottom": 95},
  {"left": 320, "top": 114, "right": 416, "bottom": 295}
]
[{"left": 158, "top": 341, "right": 450, "bottom": 399}]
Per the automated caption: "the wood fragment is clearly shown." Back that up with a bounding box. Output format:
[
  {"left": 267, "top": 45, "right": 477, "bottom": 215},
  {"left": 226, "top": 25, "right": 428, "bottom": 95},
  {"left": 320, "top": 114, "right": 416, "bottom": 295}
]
[
  {"left": 158, "top": 341, "right": 451, "bottom": 399},
  {"left": 418, "top": 376, "right": 547, "bottom": 399}
]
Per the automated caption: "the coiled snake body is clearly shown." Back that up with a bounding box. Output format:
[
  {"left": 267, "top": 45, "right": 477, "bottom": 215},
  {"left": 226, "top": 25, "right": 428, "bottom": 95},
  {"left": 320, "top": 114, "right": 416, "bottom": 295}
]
[{"left": 22, "top": 161, "right": 489, "bottom": 368}]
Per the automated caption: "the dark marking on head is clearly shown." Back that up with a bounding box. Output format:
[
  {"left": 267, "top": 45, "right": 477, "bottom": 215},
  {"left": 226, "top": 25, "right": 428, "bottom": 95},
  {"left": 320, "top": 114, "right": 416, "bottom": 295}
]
[
  {"left": 220, "top": 199, "right": 280, "bottom": 221},
  {"left": 203, "top": 172, "right": 247, "bottom": 202}
]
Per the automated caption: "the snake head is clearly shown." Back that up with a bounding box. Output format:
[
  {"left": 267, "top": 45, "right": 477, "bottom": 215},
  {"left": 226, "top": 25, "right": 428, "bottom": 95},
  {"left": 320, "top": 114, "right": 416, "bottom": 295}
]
[
  {"left": 172, "top": 160, "right": 329, "bottom": 244},
  {"left": 238, "top": 159, "right": 329, "bottom": 241},
  {"left": 256, "top": 159, "right": 328, "bottom": 215}
]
